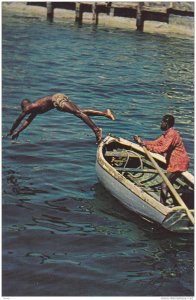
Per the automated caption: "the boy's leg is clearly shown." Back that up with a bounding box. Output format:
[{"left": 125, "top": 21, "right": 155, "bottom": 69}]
[
  {"left": 81, "top": 109, "right": 115, "bottom": 120},
  {"left": 60, "top": 101, "right": 102, "bottom": 142}
]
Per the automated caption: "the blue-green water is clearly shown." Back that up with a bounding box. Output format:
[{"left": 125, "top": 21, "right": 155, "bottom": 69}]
[{"left": 2, "top": 9, "right": 194, "bottom": 297}]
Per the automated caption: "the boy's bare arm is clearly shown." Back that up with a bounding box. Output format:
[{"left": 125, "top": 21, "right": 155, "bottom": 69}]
[
  {"left": 12, "top": 113, "right": 37, "bottom": 140},
  {"left": 8, "top": 112, "right": 27, "bottom": 136}
]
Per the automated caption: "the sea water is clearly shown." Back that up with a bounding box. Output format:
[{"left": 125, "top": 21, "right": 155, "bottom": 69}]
[{"left": 2, "top": 10, "right": 194, "bottom": 297}]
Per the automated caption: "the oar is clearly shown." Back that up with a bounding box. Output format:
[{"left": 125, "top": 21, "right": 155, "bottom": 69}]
[{"left": 142, "top": 145, "right": 194, "bottom": 225}]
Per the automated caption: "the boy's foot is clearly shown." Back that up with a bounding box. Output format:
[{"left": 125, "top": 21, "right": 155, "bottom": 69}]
[
  {"left": 95, "top": 127, "right": 102, "bottom": 143},
  {"left": 106, "top": 109, "right": 115, "bottom": 120}
]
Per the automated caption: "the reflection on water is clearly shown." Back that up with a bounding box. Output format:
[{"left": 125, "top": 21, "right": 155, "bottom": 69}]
[{"left": 2, "top": 10, "right": 194, "bottom": 297}]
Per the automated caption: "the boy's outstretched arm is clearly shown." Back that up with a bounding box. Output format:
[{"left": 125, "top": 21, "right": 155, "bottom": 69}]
[
  {"left": 11, "top": 113, "right": 37, "bottom": 140},
  {"left": 7, "top": 112, "right": 27, "bottom": 136}
]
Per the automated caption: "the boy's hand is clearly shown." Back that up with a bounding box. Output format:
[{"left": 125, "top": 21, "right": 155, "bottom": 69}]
[{"left": 12, "top": 132, "right": 19, "bottom": 140}]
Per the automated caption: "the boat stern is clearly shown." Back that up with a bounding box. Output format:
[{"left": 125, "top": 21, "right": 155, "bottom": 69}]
[{"left": 162, "top": 208, "right": 194, "bottom": 233}]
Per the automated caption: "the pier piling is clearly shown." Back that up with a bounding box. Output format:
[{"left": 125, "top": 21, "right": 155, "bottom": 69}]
[
  {"left": 75, "top": 2, "right": 83, "bottom": 25},
  {"left": 92, "top": 2, "right": 98, "bottom": 25},
  {"left": 46, "top": 2, "right": 54, "bottom": 22},
  {"left": 136, "top": 2, "right": 144, "bottom": 31}
]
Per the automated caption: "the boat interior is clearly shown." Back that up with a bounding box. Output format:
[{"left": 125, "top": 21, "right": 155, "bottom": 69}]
[{"left": 103, "top": 140, "right": 194, "bottom": 209}]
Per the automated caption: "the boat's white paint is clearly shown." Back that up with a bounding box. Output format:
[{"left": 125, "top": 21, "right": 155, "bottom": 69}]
[{"left": 96, "top": 161, "right": 166, "bottom": 223}]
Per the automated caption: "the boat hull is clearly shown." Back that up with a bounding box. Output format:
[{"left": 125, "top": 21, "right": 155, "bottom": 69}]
[{"left": 96, "top": 161, "right": 166, "bottom": 224}]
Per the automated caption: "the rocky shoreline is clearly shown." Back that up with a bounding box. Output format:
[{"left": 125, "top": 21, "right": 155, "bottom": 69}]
[{"left": 2, "top": 2, "right": 194, "bottom": 38}]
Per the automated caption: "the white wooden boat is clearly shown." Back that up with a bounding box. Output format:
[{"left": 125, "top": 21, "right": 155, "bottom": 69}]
[{"left": 96, "top": 135, "right": 194, "bottom": 233}]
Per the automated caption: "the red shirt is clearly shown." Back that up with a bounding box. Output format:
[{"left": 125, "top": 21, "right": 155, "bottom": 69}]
[{"left": 143, "top": 127, "right": 189, "bottom": 173}]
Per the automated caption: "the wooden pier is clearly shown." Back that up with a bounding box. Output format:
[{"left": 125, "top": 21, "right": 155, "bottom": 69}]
[{"left": 27, "top": 2, "right": 194, "bottom": 32}]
